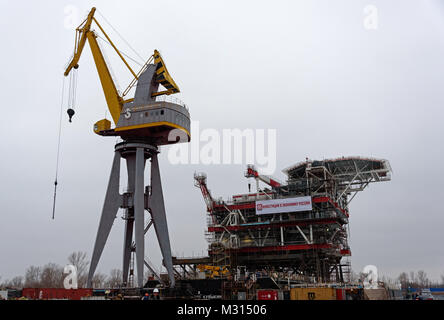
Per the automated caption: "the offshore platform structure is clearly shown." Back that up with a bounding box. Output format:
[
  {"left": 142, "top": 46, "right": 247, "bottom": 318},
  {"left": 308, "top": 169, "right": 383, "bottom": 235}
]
[
  {"left": 192, "top": 157, "right": 391, "bottom": 284},
  {"left": 64, "top": 8, "right": 190, "bottom": 288}
]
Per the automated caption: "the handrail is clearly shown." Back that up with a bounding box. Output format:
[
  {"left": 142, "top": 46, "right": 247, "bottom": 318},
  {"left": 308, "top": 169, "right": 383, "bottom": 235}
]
[{"left": 155, "top": 95, "right": 188, "bottom": 111}]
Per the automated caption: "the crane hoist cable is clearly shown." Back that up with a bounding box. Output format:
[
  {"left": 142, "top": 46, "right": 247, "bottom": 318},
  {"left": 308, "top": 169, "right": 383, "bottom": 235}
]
[
  {"left": 67, "top": 68, "right": 78, "bottom": 122},
  {"left": 52, "top": 76, "right": 66, "bottom": 220},
  {"left": 52, "top": 66, "right": 80, "bottom": 218},
  {"left": 96, "top": 9, "right": 145, "bottom": 64},
  {"left": 96, "top": 34, "right": 143, "bottom": 67}
]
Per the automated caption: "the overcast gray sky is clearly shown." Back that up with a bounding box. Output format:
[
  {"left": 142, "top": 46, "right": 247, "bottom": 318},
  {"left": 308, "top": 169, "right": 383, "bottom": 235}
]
[{"left": 0, "top": 0, "right": 443, "bottom": 283}]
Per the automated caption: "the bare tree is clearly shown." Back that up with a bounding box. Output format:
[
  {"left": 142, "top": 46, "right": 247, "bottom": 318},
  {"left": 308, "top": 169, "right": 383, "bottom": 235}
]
[
  {"left": 40, "top": 263, "right": 64, "bottom": 288},
  {"left": 0, "top": 277, "right": 8, "bottom": 289},
  {"left": 416, "top": 270, "right": 429, "bottom": 288},
  {"left": 409, "top": 271, "right": 417, "bottom": 288},
  {"left": 7, "top": 276, "right": 24, "bottom": 289},
  {"left": 398, "top": 272, "right": 409, "bottom": 289},
  {"left": 348, "top": 270, "right": 361, "bottom": 283},
  {"left": 67, "top": 251, "right": 89, "bottom": 288},
  {"left": 41, "top": 263, "right": 64, "bottom": 288},
  {"left": 91, "top": 272, "right": 107, "bottom": 289},
  {"left": 25, "top": 266, "right": 42, "bottom": 288},
  {"left": 106, "top": 269, "right": 123, "bottom": 288}
]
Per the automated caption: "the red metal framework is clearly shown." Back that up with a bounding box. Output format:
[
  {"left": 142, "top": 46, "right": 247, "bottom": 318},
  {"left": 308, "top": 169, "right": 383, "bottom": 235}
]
[{"left": 194, "top": 157, "right": 391, "bottom": 284}]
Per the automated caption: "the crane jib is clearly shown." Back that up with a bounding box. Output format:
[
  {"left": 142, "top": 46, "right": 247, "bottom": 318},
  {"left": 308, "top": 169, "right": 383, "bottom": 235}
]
[{"left": 63, "top": 7, "right": 184, "bottom": 139}]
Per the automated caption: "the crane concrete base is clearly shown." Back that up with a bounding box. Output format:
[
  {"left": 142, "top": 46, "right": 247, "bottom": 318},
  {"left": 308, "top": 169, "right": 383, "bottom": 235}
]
[{"left": 86, "top": 140, "right": 175, "bottom": 288}]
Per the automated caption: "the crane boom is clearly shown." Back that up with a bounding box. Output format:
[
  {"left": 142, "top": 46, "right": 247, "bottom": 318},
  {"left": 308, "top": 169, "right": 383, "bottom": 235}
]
[
  {"left": 245, "top": 164, "right": 282, "bottom": 188},
  {"left": 64, "top": 8, "right": 95, "bottom": 77},
  {"left": 194, "top": 173, "right": 214, "bottom": 214},
  {"left": 64, "top": 7, "right": 123, "bottom": 124},
  {"left": 86, "top": 30, "right": 122, "bottom": 124}
]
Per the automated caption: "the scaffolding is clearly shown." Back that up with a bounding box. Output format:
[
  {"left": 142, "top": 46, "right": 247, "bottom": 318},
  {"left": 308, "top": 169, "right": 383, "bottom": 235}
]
[{"left": 192, "top": 156, "right": 391, "bottom": 284}]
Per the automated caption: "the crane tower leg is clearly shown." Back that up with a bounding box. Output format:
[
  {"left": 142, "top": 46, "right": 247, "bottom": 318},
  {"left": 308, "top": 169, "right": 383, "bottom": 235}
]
[
  {"left": 87, "top": 152, "right": 121, "bottom": 288},
  {"left": 149, "top": 152, "right": 176, "bottom": 288},
  {"left": 86, "top": 141, "right": 175, "bottom": 289},
  {"left": 122, "top": 209, "right": 134, "bottom": 286},
  {"left": 122, "top": 155, "right": 136, "bottom": 286},
  {"left": 134, "top": 148, "right": 146, "bottom": 288}
]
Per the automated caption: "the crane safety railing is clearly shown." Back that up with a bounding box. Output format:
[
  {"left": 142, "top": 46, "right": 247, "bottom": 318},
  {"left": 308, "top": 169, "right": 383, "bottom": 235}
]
[{"left": 155, "top": 95, "right": 189, "bottom": 111}]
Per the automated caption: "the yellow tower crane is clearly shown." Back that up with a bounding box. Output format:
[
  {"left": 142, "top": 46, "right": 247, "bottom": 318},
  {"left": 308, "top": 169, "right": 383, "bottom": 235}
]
[
  {"left": 61, "top": 7, "right": 191, "bottom": 288},
  {"left": 64, "top": 7, "right": 189, "bottom": 144}
]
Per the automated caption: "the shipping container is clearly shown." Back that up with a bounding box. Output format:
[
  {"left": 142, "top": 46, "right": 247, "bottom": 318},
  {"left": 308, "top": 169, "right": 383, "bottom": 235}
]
[
  {"left": 257, "top": 289, "right": 278, "bottom": 300},
  {"left": 335, "top": 288, "right": 346, "bottom": 300},
  {"left": 290, "top": 287, "right": 336, "bottom": 300},
  {"left": 22, "top": 288, "right": 93, "bottom": 300}
]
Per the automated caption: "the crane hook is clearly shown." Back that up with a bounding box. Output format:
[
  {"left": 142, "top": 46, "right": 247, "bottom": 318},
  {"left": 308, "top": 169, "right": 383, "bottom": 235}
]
[{"left": 67, "top": 108, "right": 75, "bottom": 122}]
